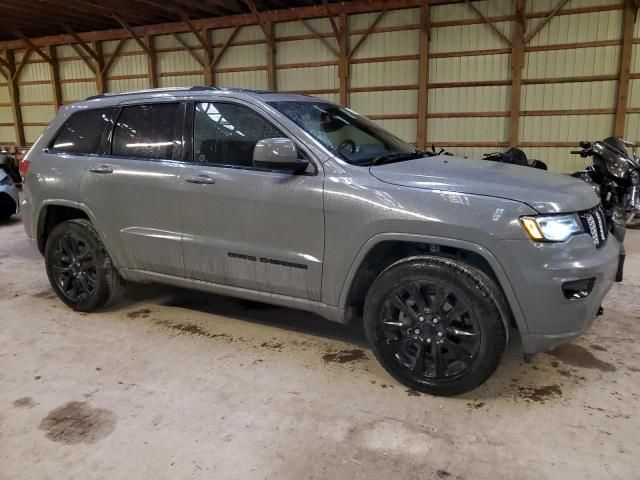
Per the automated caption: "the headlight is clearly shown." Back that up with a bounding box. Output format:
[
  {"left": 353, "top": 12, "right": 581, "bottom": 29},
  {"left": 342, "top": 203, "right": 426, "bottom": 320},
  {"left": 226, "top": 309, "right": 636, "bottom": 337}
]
[
  {"left": 606, "top": 155, "right": 630, "bottom": 179},
  {"left": 520, "top": 214, "right": 583, "bottom": 242}
]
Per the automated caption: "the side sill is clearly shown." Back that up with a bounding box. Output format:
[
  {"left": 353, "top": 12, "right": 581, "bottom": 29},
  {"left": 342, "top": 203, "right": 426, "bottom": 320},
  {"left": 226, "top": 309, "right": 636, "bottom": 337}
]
[{"left": 120, "top": 268, "right": 347, "bottom": 324}]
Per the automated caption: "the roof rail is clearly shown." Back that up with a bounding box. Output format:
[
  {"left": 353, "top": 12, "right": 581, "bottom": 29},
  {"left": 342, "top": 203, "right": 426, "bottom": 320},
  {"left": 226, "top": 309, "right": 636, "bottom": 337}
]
[
  {"left": 84, "top": 85, "right": 280, "bottom": 101},
  {"left": 85, "top": 86, "right": 214, "bottom": 101}
]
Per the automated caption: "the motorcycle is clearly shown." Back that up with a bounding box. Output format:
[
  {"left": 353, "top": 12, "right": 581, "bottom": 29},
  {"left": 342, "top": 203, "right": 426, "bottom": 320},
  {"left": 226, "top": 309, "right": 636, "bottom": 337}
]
[
  {"left": 570, "top": 138, "right": 640, "bottom": 230},
  {"left": 482, "top": 147, "right": 548, "bottom": 170}
]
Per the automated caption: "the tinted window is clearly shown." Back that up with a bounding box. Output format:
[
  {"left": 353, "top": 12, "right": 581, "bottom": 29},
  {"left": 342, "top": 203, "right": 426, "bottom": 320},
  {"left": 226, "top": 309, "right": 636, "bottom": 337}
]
[
  {"left": 194, "top": 102, "right": 282, "bottom": 168},
  {"left": 51, "top": 108, "right": 114, "bottom": 154},
  {"left": 112, "top": 103, "right": 178, "bottom": 160}
]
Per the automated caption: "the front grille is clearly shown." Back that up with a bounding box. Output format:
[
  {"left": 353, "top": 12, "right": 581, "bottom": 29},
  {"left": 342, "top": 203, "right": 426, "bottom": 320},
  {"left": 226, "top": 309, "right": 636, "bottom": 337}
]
[{"left": 579, "top": 205, "right": 608, "bottom": 248}]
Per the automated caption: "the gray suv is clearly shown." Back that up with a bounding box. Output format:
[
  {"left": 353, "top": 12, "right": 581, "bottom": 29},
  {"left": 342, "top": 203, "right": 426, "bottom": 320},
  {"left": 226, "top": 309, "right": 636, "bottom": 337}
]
[{"left": 22, "top": 87, "right": 620, "bottom": 395}]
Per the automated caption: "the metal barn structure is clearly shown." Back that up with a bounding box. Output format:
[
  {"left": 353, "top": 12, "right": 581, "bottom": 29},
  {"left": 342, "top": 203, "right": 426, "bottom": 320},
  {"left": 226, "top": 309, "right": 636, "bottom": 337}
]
[{"left": 0, "top": 0, "right": 639, "bottom": 171}]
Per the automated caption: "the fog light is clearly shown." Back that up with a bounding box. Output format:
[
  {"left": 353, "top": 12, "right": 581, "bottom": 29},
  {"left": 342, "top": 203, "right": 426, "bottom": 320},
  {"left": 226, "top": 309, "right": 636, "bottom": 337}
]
[{"left": 562, "top": 278, "right": 596, "bottom": 299}]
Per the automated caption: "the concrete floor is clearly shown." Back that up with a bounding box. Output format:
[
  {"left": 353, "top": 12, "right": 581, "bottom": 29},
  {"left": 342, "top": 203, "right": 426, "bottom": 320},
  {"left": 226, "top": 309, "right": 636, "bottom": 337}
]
[{"left": 1, "top": 212, "right": 639, "bottom": 480}]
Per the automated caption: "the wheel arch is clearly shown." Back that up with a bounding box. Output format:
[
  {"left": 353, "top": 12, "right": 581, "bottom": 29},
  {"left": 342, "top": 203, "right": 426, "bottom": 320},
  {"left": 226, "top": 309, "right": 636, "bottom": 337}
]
[
  {"left": 36, "top": 200, "right": 95, "bottom": 254},
  {"left": 339, "top": 233, "right": 528, "bottom": 334}
]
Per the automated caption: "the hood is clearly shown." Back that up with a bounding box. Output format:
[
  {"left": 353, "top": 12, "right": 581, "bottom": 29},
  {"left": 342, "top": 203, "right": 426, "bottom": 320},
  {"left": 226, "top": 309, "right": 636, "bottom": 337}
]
[{"left": 369, "top": 155, "right": 599, "bottom": 214}]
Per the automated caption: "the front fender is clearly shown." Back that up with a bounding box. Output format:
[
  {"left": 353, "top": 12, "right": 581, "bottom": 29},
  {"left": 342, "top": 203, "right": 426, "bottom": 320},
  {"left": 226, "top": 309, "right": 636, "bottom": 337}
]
[{"left": 337, "top": 232, "right": 530, "bottom": 335}]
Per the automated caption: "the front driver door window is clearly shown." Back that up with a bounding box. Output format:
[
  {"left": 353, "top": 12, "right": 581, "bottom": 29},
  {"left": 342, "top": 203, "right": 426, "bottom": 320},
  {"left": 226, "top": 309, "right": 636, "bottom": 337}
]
[
  {"left": 179, "top": 101, "right": 324, "bottom": 300},
  {"left": 193, "top": 102, "right": 282, "bottom": 168}
]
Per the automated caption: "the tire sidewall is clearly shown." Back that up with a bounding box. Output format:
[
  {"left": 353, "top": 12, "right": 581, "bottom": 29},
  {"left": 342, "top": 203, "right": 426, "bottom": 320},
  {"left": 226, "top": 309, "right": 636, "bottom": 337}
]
[
  {"left": 44, "top": 220, "right": 111, "bottom": 312},
  {"left": 364, "top": 256, "right": 506, "bottom": 396}
]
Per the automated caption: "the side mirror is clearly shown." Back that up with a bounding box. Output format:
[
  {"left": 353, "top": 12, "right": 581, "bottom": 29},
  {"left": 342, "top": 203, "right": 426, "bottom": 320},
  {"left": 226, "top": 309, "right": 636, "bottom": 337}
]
[
  {"left": 253, "top": 138, "right": 309, "bottom": 173},
  {"left": 579, "top": 140, "right": 592, "bottom": 149}
]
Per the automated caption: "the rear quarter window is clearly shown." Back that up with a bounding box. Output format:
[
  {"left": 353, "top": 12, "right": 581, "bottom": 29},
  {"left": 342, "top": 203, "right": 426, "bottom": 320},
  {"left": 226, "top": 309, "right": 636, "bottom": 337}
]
[{"left": 51, "top": 108, "right": 114, "bottom": 154}]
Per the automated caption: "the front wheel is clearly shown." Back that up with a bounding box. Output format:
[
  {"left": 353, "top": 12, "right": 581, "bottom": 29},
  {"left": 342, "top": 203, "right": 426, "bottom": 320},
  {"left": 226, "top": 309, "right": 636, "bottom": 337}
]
[
  {"left": 626, "top": 212, "right": 640, "bottom": 229},
  {"left": 364, "top": 256, "right": 508, "bottom": 396},
  {"left": 45, "top": 219, "right": 123, "bottom": 311}
]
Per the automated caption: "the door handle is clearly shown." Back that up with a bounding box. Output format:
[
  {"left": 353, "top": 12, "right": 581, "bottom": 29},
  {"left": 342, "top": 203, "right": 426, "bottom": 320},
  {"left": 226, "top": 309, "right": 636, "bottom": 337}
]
[
  {"left": 185, "top": 174, "right": 216, "bottom": 185},
  {"left": 89, "top": 165, "right": 113, "bottom": 174}
]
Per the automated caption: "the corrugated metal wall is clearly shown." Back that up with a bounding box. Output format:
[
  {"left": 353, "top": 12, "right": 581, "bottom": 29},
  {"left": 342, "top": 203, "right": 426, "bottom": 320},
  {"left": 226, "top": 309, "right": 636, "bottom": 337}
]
[{"left": 0, "top": 0, "right": 636, "bottom": 172}]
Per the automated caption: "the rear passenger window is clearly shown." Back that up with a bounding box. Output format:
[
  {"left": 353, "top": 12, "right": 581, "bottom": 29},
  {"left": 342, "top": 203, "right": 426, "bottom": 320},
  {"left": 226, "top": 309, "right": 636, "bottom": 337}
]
[
  {"left": 112, "top": 103, "right": 178, "bottom": 160},
  {"left": 51, "top": 108, "right": 114, "bottom": 154}
]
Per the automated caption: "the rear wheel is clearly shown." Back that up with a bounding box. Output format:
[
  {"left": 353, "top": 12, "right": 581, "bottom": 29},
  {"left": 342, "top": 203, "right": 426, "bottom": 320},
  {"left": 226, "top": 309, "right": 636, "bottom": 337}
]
[
  {"left": 364, "top": 256, "right": 508, "bottom": 396},
  {"left": 45, "top": 219, "right": 123, "bottom": 311}
]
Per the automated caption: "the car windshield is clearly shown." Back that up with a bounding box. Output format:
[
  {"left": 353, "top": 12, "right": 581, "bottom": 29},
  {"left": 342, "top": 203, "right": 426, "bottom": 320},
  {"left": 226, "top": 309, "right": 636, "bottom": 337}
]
[{"left": 269, "top": 101, "right": 422, "bottom": 165}]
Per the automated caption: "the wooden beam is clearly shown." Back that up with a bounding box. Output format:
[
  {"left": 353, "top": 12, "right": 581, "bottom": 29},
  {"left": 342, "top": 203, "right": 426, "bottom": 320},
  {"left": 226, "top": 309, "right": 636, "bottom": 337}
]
[
  {"left": 4, "top": 50, "right": 25, "bottom": 147},
  {"left": 63, "top": 26, "right": 101, "bottom": 64},
  {"left": 338, "top": 12, "right": 349, "bottom": 106},
  {"left": 202, "top": 27, "right": 215, "bottom": 86},
  {"left": 614, "top": 0, "right": 637, "bottom": 137},
  {"left": 111, "top": 12, "right": 153, "bottom": 57},
  {"left": 176, "top": 6, "right": 211, "bottom": 54},
  {"left": 93, "top": 41, "right": 106, "bottom": 94},
  {"left": 69, "top": 43, "right": 97, "bottom": 74},
  {"left": 508, "top": 0, "right": 526, "bottom": 147},
  {"left": 212, "top": 26, "right": 242, "bottom": 68},
  {"left": 243, "top": 0, "right": 271, "bottom": 43},
  {"left": 14, "top": 30, "right": 53, "bottom": 65},
  {"left": 265, "top": 21, "right": 276, "bottom": 90},
  {"left": 12, "top": 49, "right": 33, "bottom": 82},
  {"left": 322, "top": 0, "right": 341, "bottom": 42},
  {"left": 145, "top": 34, "right": 158, "bottom": 89},
  {"left": 171, "top": 33, "right": 204, "bottom": 67},
  {"left": 524, "top": 0, "right": 570, "bottom": 44},
  {"left": 464, "top": 0, "right": 513, "bottom": 47},
  {"left": 417, "top": 0, "right": 431, "bottom": 150},
  {"left": 102, "top": 38, "right": 127, "bottom": 75},
  {"left": 48, "top": 46, "right": 62, "bottom": 111},
  {"left": 348, "top": 9, "right": 388, "bottom": 59},
  {"left": 300, "top": 20, "right": 339, "bottom": 57}
]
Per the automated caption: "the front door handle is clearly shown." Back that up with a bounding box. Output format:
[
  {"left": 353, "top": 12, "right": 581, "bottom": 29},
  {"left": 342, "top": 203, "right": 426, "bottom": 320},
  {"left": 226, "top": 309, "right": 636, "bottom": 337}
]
[
  {"left": 185, "top": 174, "right": 216, "bottom": 185},
  {"left": 89, "top": 165, "right": 113, "bottom": 174}
]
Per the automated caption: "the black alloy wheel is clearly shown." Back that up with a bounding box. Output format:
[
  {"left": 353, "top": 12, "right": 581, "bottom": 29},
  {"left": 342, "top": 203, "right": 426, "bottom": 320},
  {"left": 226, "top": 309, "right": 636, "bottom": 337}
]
[
  {"left": 50, "top": 230, "right": 98, "bottom": 303},
  {"left": 45, "top": 219, "right": 123, "bottom": 311},
  {"left": 378, "top": 280, "right": 480, "bottom": 382},
  {"left": 364, "top": 256, "right": 507, "bottom": 396}
]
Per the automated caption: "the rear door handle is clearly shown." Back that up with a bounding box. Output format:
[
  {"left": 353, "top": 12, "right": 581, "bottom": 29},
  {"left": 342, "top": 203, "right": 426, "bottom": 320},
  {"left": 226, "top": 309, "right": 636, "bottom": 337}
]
[
  {"left": 89, "top": 165, "right": 113, "bottom": 174},
  {"left": 185, "top": 174, "right": 216, "bottom": 185}
]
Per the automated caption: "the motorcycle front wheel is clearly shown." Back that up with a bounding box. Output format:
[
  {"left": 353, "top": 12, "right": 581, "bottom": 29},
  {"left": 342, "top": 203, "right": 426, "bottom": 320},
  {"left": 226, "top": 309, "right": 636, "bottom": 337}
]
[{"left": 626, "top": 212, "right": 640, "bottom": 229}]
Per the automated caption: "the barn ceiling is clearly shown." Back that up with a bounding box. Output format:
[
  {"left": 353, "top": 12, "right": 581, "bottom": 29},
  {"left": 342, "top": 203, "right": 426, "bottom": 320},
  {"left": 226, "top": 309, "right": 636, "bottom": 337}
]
[{"left": 0, "top": 0, "right": 343, "bottom": 41}]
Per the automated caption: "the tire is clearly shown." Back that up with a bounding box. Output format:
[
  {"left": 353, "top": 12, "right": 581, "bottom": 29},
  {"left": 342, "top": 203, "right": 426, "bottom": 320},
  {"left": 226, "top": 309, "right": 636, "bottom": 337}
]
[
  {"left": 45, "top": 219, "right": 124, "bottom": 312},
  {"left": 364, "top": 255, "right": 508, "bottom": 396},
  {"left": 626, "top": 213, "right": 640, "bottom": 229}
]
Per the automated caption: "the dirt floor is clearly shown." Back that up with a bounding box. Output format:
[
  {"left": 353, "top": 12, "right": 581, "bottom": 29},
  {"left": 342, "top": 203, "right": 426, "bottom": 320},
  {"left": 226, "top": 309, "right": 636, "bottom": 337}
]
[{"left": 1, "top": 210, "right": 639, "bottom": 480}]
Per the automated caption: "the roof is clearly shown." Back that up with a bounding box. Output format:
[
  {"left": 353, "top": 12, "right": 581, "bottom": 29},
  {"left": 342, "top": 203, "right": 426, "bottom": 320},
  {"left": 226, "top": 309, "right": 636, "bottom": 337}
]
[{"left": 0, "top": 0, "right": 342, "bottom": 42}]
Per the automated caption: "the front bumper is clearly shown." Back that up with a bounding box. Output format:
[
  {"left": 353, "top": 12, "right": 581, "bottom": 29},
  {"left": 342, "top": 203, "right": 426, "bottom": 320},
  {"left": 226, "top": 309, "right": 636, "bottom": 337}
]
[{"left": 502, "top": 233, "right": 620, "bottom": 354}]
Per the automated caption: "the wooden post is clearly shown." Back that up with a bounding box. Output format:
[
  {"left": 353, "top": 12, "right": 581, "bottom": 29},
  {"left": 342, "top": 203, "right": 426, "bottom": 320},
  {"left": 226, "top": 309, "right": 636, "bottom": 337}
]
[
  {"left": 202, "top": 27, "right": 215, "bottom": 86},
  {"left": 92, "top": 40, "right": 106, "bottom": 94},
  {"left": 417, "top": 0, "right": 431, "bottom": 150},
  {"left": 145, "top": 34, "right": 158, "bottom": 88},
  {"left": 265, "top": 21, "right": 276, "bottom": 91},
  {"left": 48, "top": 45, "right": 62, "bottom": 112},
  {"left": 5, "top": 50, "right": 25, "bottom": 147},
  {"left": 508, "top": 0, "right": 526, "bottom": 147},
  {"left": 614, "top": 0, "right": 637, "bottom": 137},
  {"left": 338, "top": 12, "right": 349, "bottom": 107}
]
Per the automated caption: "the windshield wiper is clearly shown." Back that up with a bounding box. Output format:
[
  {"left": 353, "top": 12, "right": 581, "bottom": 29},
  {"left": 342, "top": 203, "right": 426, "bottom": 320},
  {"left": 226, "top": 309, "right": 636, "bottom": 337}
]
[{"left": 364, "top": 151, "right": 424, "bottom": 166}]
